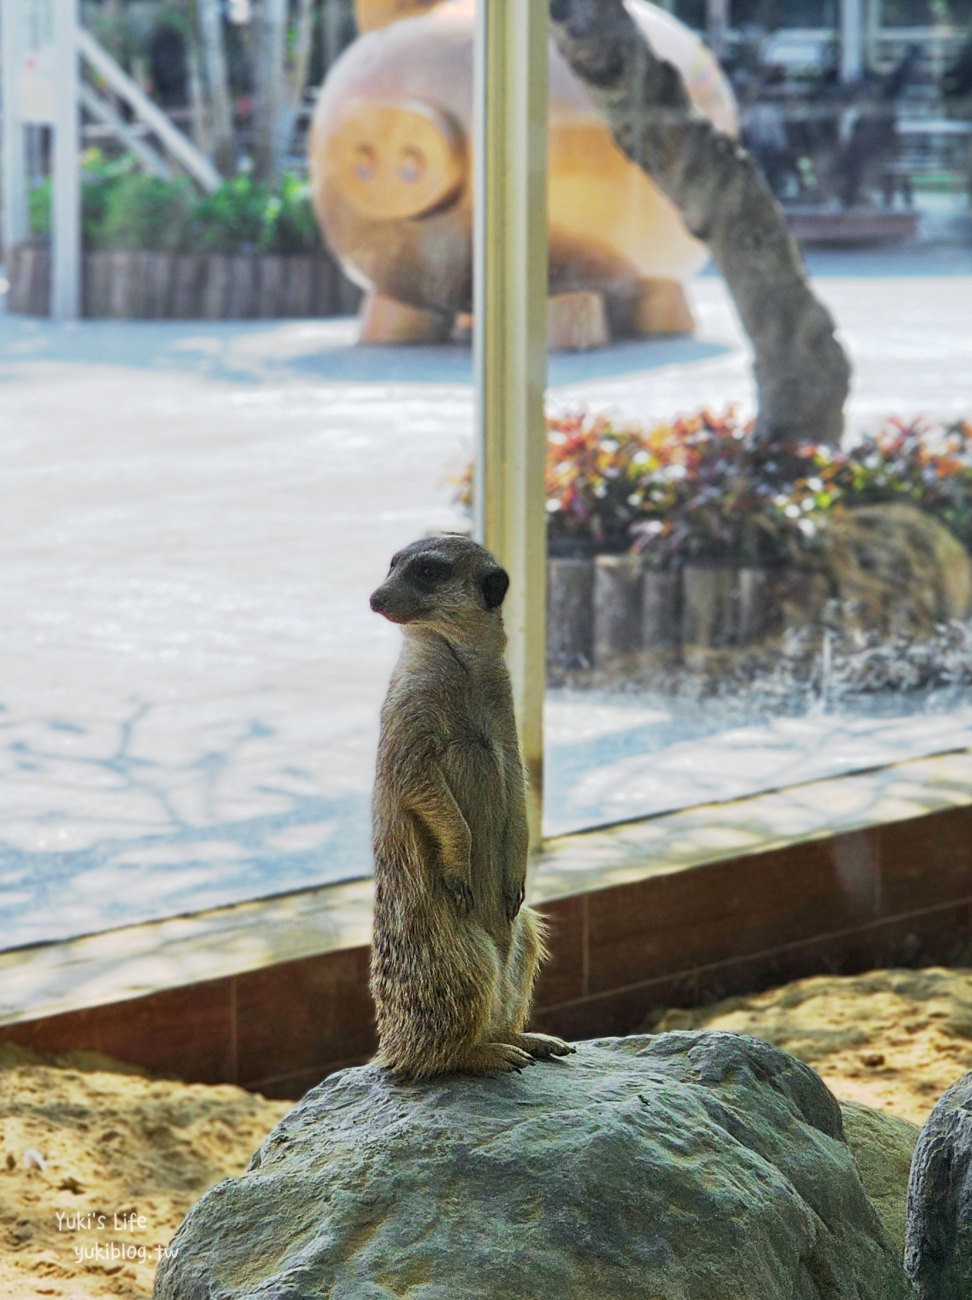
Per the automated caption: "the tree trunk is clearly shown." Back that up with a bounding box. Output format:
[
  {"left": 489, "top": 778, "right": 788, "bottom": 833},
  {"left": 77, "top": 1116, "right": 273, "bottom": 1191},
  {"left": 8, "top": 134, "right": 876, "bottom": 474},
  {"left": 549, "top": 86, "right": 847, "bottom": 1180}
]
[
  {"left": 549, "top": 0, "right": 851, "bottom": 448},
  {"left": 290, "top": 0, "right": 318, "bottom": 106},
  {"left": 192, "top": 0, "right": 236, "bottom": 176},
  {"left": 278, "top": 0, "right": 319, "bottom": 169},
  {"left": 186, "top": 30, "right": 211, "bottom": 158},
  {"left": 252, "top": 0, "right": 289, "bottom": 183}
]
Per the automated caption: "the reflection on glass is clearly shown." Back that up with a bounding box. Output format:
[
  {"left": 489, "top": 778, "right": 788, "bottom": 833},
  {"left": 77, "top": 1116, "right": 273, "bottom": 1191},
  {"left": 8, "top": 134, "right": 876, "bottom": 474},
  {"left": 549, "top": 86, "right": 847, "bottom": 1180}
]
[
  {"left": 6, "top": 0, "right": 972, "bottom": 949},
  {"left": 543, "top": 0, "right": 972, "bottom": 835},
  {"left": 2, "top": 0, "right": 471, "bottom": 946}
]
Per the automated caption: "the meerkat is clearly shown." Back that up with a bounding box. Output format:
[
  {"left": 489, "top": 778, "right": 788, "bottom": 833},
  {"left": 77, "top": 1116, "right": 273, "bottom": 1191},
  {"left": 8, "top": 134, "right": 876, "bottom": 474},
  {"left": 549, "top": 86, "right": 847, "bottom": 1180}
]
[{"left": 369, "top": 534, "right": 574, "bottom": 1078}]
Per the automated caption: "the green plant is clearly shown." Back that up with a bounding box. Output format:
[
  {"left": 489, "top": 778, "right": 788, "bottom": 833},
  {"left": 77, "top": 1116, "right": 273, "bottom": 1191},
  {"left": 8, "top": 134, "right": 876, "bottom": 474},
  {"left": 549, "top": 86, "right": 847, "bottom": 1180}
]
[
  {"left": 192, "top": 175, "right": 275, "bottom": 253},
  {"left": 94, "top": 171, "right": 195, "bottom": 251},
  {"left": 27, "top": 156, "right": 320, "bottom": 257},
  {"left": 28, "top": 178, "right": 52, "bottom": 240},
  {"left": 454, "top": 410, "right": 972, "bottom": 564},
  {"left": 78, "top": 152, "right": 129, "bottom": 242},
  {"left": 28, "top": 149, "right": 136, "bottom": 243},
  {"left": 799, "top": 417, "right": 972, "bottom": 550},
  {"left": 626, "top": 409, "right": 805, "bottom": 567},
  {"left": 521, "top": 407, "right": 810, "bottom": 564},
  {"left": 544, "top": 411, "right": 659, "bottom": 553},
  {"left": 264, "top": 172, "right": 321, "bottom": 254},
  {"left": 191, "top": 173, "right": 320, "bottom": 254}
]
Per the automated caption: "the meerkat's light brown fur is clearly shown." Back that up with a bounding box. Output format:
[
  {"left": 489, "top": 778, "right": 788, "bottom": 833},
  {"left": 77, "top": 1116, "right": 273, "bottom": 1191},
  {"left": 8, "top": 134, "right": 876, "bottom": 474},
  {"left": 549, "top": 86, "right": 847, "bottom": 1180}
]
[{"left": 369, "top": 535, "right": 573, "bottom": 1078}]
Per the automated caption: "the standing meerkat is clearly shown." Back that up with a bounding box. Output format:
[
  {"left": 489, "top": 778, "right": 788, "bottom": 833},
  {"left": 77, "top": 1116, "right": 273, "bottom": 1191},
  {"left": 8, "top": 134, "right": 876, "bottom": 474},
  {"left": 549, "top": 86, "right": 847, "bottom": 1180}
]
[{"left": 369, "top": 534, "right": 574, "bottom": 1078}]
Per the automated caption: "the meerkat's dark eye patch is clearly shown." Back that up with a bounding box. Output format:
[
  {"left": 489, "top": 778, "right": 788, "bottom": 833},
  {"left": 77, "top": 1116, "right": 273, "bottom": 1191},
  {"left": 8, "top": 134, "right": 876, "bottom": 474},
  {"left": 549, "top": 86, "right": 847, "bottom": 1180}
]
[
  {"left": 410, "top": 556, "right": 454, "bottom": 590},
  {"left": 482, "top": 568, "right": 509, "bottom": 609}
]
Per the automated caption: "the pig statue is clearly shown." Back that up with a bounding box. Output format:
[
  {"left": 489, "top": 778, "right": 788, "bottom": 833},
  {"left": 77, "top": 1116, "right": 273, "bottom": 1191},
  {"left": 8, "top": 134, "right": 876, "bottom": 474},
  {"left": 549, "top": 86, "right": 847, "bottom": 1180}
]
[{"left": 309, "top": 0, "right": 737, "bottom": 348}]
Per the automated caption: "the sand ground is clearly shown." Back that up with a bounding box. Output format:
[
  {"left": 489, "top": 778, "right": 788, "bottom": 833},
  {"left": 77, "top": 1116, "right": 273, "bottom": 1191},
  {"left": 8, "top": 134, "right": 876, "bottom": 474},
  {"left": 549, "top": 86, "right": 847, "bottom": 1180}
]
[
  {"left": 0, "top": 1046, "right": 289, "bottom": 1299},
  {"left": 653, "top": 964, "right": 972, "bottom": 1126},
  {"left": 2, "top": 965, "right": 970, "bottom": 1299}
]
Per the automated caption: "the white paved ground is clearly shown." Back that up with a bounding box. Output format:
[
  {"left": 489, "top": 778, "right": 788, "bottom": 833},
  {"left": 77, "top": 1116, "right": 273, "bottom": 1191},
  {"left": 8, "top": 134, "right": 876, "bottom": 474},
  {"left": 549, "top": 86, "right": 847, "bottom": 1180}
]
[{"left": 2, "top": 228, "right": 972, "bottom": 946}]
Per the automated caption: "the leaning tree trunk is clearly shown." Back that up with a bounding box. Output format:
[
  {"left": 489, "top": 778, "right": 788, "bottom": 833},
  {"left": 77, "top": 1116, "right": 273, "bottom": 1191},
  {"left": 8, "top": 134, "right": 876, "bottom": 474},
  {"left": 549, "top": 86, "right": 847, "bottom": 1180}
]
[{"left": 549, "top": 0, "right": 851, "bottom": 448}]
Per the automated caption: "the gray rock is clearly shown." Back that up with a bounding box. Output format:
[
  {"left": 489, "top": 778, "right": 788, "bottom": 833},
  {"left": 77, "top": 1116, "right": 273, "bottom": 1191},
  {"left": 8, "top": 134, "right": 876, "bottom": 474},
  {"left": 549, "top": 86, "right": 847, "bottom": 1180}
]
[
  {"left": 154, "top": 1032, "right": 913, "bottom": 1300},
  {"left": 840, "top": 1100, "right": 919, "bottom": 1258},
  {"left": 905, "top": 1069, "right": 972, "bottom": 1299}
]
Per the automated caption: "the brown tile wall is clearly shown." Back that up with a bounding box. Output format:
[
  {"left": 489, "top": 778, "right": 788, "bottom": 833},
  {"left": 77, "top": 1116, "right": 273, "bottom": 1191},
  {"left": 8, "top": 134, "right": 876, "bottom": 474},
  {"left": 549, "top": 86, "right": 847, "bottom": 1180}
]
[{"left": 2, "top": 807, "right": 970, "bottom": 1099}]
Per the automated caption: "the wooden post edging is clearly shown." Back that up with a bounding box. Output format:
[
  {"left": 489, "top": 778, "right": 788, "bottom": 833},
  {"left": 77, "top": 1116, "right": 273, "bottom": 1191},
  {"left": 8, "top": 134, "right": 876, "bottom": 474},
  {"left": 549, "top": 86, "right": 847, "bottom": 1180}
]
[
  {"left": 547, "top": 554, "right": 831, "bottom": 677},
  {"left": 6, "top": 243, "right": 363, "bottom": 321}
]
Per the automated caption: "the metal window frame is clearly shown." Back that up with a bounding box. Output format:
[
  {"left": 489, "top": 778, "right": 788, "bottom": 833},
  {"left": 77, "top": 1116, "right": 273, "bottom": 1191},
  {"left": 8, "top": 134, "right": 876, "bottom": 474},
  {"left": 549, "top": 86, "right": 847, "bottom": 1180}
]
[
  {"left": 472, "top": 0, "right": 549, "bottom": 850},
  {"left": 1, "top": 0, "right": 82, "bottom": 319},
  {"left": 51, "top": 0, "right": 81, "bottom": 321}
]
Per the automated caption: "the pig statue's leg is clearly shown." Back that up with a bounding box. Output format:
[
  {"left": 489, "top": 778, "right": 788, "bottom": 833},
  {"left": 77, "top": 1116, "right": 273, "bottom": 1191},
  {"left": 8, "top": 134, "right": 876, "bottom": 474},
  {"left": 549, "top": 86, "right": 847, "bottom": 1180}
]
[
  {"left": 622, "top": 279, "right": 695, "bottom": 337},
  {"left": 358, "top": 291, "right": 453, "bottom": 344},
  {"left": 546, "top": 291, "right": 610, "bottom": 351}
]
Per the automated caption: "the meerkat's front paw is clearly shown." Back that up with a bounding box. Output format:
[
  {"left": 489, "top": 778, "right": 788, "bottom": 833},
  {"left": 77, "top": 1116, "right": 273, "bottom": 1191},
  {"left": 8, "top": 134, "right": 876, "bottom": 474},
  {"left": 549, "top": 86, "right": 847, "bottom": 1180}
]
[
  {"left": 456, "top": 1042, "right": 536, "bottom": 1074},
  {"left": 441, "top": 874, "right": 474, "bottom": 911},
  {"left": 513, "top": 1032, "right": 575, "bottom": 1060},
  {"left": 503, "top": 882, "right": 525, "bottom": 921}
]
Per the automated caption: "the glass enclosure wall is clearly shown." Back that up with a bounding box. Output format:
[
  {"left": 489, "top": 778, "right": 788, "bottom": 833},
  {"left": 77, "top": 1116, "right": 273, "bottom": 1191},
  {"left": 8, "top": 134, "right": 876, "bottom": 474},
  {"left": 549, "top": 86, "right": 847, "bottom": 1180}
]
[
  {"left": 730, "top": 1, "right": 838, "bottom": 26},
  {"left": 5, "top": 0, "right": 971, "bottom": 945},
  {"left": 2, "top": 0, "right": 471, "bottom": 945},
  {"left": 542, "top": 0, "right": 972, "bottom": 833}
]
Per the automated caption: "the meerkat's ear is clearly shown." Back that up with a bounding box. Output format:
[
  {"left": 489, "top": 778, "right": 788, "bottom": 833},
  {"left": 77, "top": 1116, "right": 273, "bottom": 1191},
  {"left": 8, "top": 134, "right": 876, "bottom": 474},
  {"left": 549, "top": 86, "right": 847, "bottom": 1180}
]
[{"left": 482, "top": 567, "right": 509, "bottom": 610}]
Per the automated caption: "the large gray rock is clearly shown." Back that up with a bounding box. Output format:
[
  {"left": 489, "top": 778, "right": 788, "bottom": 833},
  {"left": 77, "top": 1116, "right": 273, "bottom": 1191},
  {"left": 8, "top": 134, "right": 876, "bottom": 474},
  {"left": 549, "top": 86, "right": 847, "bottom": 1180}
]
[
  {"left": 155, "top": 1032, "right": 913, "bottom": 1300},
  {"left": 840, "top": 1100, "right": 919, "bottom": 1259},
  {"left": 905, "top": 1069, "right": 972, "bottom": 1299}
]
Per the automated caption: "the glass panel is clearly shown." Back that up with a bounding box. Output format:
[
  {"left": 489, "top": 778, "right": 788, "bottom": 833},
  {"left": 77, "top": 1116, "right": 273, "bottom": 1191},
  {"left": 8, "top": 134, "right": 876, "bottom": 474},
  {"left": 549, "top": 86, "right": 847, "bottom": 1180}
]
[
  {"left": 543, "top": 0, "right": 972, "bottom": 835},
  {"left": 732, "top": 1, "right": 839, "bottom": 28},
  {"left": 881, "top": 2, "right": 972, "bottom": 26},
  {"left": 2, "top": 0, "right": 471, "bottom": 946}
]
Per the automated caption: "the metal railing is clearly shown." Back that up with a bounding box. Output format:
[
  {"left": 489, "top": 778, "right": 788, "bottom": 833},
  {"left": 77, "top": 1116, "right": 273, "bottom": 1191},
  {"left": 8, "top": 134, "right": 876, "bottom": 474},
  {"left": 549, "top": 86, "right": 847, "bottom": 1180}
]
[{"left": 77, "top": 27, "right": 221, "bottom": 194}]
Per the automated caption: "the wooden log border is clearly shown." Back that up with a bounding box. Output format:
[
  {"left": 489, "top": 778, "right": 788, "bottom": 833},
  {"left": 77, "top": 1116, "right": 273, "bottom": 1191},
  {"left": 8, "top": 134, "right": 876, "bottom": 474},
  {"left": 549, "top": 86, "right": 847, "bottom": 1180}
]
[
  {"left": 5, "top": 242, "right": 363, "bottom": 320},
  {"left": 548, "top": 555, "right": 830, "bottom": 676}
]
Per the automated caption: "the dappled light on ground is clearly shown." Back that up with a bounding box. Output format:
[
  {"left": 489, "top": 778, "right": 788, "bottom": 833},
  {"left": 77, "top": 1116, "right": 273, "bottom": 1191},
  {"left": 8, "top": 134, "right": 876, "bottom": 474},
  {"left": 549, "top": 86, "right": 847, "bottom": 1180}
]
[{"left": 3, "top": 694, "right": 372, "bottom": 946}]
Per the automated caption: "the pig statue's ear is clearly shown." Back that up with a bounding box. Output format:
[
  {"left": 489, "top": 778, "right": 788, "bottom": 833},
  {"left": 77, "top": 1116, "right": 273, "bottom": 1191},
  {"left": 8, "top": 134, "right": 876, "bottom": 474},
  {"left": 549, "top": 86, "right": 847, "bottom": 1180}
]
[{"left": 355, "top": 0, "right": 449, "bottom": 34}]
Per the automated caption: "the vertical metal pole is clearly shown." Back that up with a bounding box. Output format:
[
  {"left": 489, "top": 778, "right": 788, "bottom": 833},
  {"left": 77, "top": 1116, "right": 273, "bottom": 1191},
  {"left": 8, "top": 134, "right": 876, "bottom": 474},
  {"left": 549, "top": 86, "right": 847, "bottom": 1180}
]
[
  {"left": 839, "top": 0, "right": 864, "bottom": 83},
  {"left": 253, "top": 0, "right": 288, "bottom": 180},
  {"left": 51, "top": 0, "right": 80, "bottom": 319},
  {"left": 1, "top": 0, "right": 29, "bottom": 254},
  {"left": 862, "top": 0, "right": 879, "bottom": 73},
  {"left": 473, "top": 0, "right": 548, "bottom": 850},
  {"left": 325, "top": 0, "right": 348, "bottom": 70},
  {"left": 706, "top": 0, "right": 730, "bottom": 61}
]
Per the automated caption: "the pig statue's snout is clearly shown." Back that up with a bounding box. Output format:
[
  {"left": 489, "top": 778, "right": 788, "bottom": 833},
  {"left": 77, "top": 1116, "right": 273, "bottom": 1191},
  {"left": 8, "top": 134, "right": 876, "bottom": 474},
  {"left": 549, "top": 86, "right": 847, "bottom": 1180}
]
[{"left": 325, "top": 98, "right": 466, "bottom": 222}]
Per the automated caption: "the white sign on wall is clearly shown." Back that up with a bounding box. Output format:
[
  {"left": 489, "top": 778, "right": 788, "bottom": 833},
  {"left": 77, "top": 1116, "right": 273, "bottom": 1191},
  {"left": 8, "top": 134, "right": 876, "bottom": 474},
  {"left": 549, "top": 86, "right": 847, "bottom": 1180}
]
[
  {"left": 18, "top": 1, "right": 57, "bottom": 125},
  {"left": 20, "top": 53, "right": 58, "bottom": 126}
]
